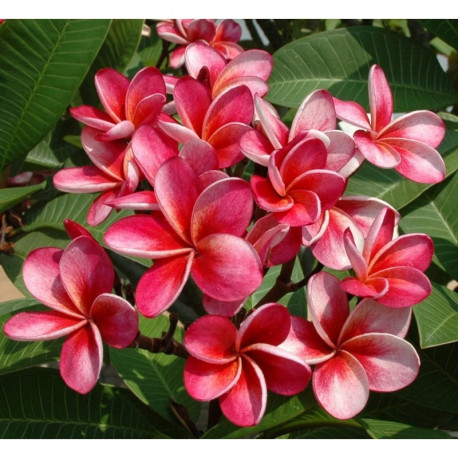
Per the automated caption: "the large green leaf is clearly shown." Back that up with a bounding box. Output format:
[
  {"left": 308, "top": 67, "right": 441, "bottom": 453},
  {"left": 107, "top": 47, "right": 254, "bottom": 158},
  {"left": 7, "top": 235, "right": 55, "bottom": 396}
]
[
  {"left": 413, "top": 283, "right": 458, "bottom": 348},
  {"left": 344, "top": 112, "right": 458, "bottom": 211},
  {"left": 399, "top": 172, "right": 458, "bottom": 279},
  {"left": 0, "top": 19, "right": 111, "bottom": 171},
  {"left": 267, "top": 26, "right": 458, "bottom": 111},
  {"left": 109, "top": 314, "right": 200, "bottom": 432},
  {"left": 0, "top": 181, "right": 46, "bottom": 213},
  {"left": 419, "top": 19, "right": 458, "bottom": 50},
  {"left": 0, "top": 367, "right": 164, "bottom": 438},
  {"left": 0, "top": 299, "right": 61, "bottom": 375}
]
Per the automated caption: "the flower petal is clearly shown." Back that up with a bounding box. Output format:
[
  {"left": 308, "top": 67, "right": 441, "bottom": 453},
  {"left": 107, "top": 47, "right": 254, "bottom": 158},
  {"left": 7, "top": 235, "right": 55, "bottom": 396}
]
[
  {"left": 362, "top": 207, "right": 395, "bottom": 264},
  {"left": 240, "top": 128, "right": 273, "bottom": 166},
  {"left": 90, "top": 293, "right": 138, "bottom": 348},
  {"left": 60, "top": 323, "right": 103, "bottom": 394},
  {"left": 333, "top": 98, "right": 371, "bottom": 130},
  {"left": 324, "top": 130, "right": 356, "bottom": 172},
  {"left": 95, "top": 68, "right": 129, "bottom": 123},
  {"left": 254, "top": 95, "right": 288, "bottom": 149},
  {"left": 342, "top": 333, "right": 420, "bottom": 392},
  {"left": 70, "top": 105, "right": 115, "bottom": 131},
  {"left": 184, "top": 357, "right": 241, "bottom": 402},
  {"left": 343, "top": 228, "right": 368, "bottom": 280},
  {"left": 313, "top": 350, "right": 369, "bottom": 420},
  {"left": 219, "top": 355, "right": 267, "bottom": 427},
  {"left": 59, "top": 237, "right": 114, "bottom": 316},
  {"left": 202, "top": 295, "right": 246, "bottom": 317},
  {"left": 4, "top": 311, "right": 85, "bottom": 341},
  {"left": 183, "top": 315, "right": 237, "bottom": 364},
  {"left": 136, "top": 253, "right": 194, "bottom": 317},
  {"left": 192, "top": 233, "right": 263, "bottom": 302},
  {"left": 179, "top": 138, "right": 218, "bottom": 175},
  {"left": 86, "top": 190, "right": 117, "bottom": 227},
  {"left": 185, "top": 41, "right": 227, "bottom": 85},
  {"left": 251, "top": 175, "right": 293, "bottom": 213},
  {"left": 276, "top": 189, "right": 321, "bottom": 227},
  {"left": 368, "top": 65, "right": 393, "bottom": 132},
  {"left": 354, "top": 130, "right": 401, "bottom": 168},
  {"left": 53, "top": 166, "right": 121, "bottom": 194}
]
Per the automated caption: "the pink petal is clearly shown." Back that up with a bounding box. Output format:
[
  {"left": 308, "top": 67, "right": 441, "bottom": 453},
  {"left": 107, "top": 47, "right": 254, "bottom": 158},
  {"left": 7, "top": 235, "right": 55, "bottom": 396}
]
[
  {"left": 53, "top": 166, "right": 121, "bottom": 194},
  {"left": 245, "top": 343, "right": 311, "bottom": 395},
  {"left": 191, "top": 177, "right": 253, "bottom": 243},
  {"left": 214, "top": 19, "right": 242, "bottom": 42},
  {"left": 275, "top": 189, "right": 321, "bottom": 227},
  {"left": 179, "top": 138, "right": 218, "bottom": 175},
  {"left": 307, "top": 272, "right": 349, "bottom": 347},
  {"left": 290, "top": 89, "right": 336, "bottom": 139},
  {"left": 213, "top": 41, "right": 244, "bottom": 60},
  {"left": 130, "top": 93, "right": 166, "bottom": 128},
  {"left": 379, "top": 110, "right": 445, "bottom": 148},
  {"left": 104, "top": 214, "right": 191, "bottom": 258},
  {"left": 95, "top": 68, "right": 129, "bottom": 123},
  {"left": 372, "top": 267, "right": 432, "bottom": 307},
  {"left": 341, "top": 276, "right": 389, "bottom": 299},
  {"left": 86, "top": 190, "right": 117, "bottom": 227},
  {"left": 254, "top": 95, "right": 288, "bottom": 149},
  {"left": 354, "top": 130, "right": 401, "bottom": 168},
  {"left": 70, "top": 105, "right": 115, "bottom": 131},
  {"left": 169, "top": 46, "right": 187, "bottom": 68},
  {"left": 202, "top": 295, "right": 246, "bottom": 317},
  {"left": 267, "top": 226, "right": 302, "bottom": 267},
  {"left": 279, "top": 316, "right": 335, "bottom": 364},
  {"left": 368, "top": 65, "right": 393, "bottom": 132},
  {"left": 313, "top": 350, "right": 369, "bottom": 420},
  {"left": 342, "top": 333, "right": 420, "bottom": 391},
  {"left": 174, "top": 77, "right": 212, "bottom": 136},
  {"left": 217, "top": 77, "right": 269, "bottom": 99},
  {"left": 4, "top": 311, "right": 85, "bottom": 341},
  {"left": 136, "top": 253, "right": 194, "bottom": 317},
  {"left": 90, "top": 293, "right": 138, "bottom": 348},
  {"left": 23, "top": 247, "right": 81, "bottom": 317},
  {"left": 384, "top": 138, "right": 446, "bottom": 184},
  {"left": 362, "top": 207, "right": 395, "bottom": 264},
  {"left": 183, "top": 315, "right": 238, "bottom": 363},
  {"left": 199, "top": 169, "right": 230, "bottom": 188},
  {"left": 156, "top": 22, "right": 188, "bottom": 45},
  {"left": 324, "top": 130, "right": 356, "bottom": 172},
  {"left": 185, "top": 41, "right": 227, "bottom": 86},
  {"left": 192, "top": 233, "right": 263, "bottom": 302},
  {"left": 237, "top": 302, "right": 291, "bottom": 349},
  {"left": 340, "top": 299, "right": 412, "bottom": 342},
  {"left": 202, "top": 85, "right": 253, "bottom": 140},
  {"left": 187, "top": 19, "right": 216, "bottom": 42},
  {"left": 125, "top": 66, "right": 166, "bottom": 125},
  {"left": 157, "top": 118, "right": 200, "bottom": 144},
  {"left": 371, "top": 233, "right": 434, "bottom": 273},
  {"left": 95, "top": 120, "right": 135, "bottom": 142},
  {"left": 154, "top": 156, "right": 202, "bottom": 245},
  {"left": 240, "top": 128, "right": 274, "bottom": 166},
  {"left": 131, "top": 125, "right": 178, "bottom": 186},
  {"left": 207, "top": 122, "right": 252, "bottom": 168},
  {"left": 213, "top": 49, "right": 273, "bottom": 98},
  {"left": 59, "top": 237, "right": 114, "bottom": 315},
  {"left": 63, "top": 219, "right": 94, "bottom": 240},
  {"left": 60, "top": 323, "right": 103, "bottom": 394},
  {"left": 251, "top": 175, "right": 294, "bottom": 212},
  {"left": 333, "top": 98, "right": 372, "bottom": 131},
  {"left": 219, "top": 355, "right": 267, "bottom": 427},
  {"left": 107, "top": 190, "right": 159, "bottom": 211},
  {"left": 184, "top": 357, "right": 241, "bottom": 402},
  {"left": 343, "top": 229, "right": 368, "bottom": 279}
]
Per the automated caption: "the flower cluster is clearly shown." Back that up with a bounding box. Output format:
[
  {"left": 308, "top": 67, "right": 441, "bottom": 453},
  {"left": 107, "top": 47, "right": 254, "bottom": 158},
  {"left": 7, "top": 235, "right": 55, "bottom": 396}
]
[{"left": 3, "top": 19, "right": 446, "bottom": 428}]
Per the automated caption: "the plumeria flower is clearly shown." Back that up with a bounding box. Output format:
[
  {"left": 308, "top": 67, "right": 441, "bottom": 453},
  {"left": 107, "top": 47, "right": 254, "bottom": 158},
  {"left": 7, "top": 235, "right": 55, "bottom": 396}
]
[
  {"left": 241, "top": 90, "right": 357, "bottom": 174},
  {"left": 156, "top": 19, "right": 243, "bottom": 68},
  {"left": 3, "top": 236, "right": 139, "bottom": 394},
  {"left": 183, "top": 303, "right": 311, "bottom": 427},
  {"left": 53, "top": 127, "right": 141, "bottom": 225},
  {"left": 333, "top": 64, "right": 446, "bottom": 183},
  {"left": 303, "top": 196, "right": 400, "bottom": 270},
  {"left": 70, "top": 66, "right": 167, "bottom": 142},
  {"left": 342, "top": 207, "right": 434, "bottom": 307},
  {"left": 159, "top": 77, "right": 254, "bottom": 167},
  {"left": 104, "top": 156, "right": 263, "bottom": 318},
  {"left": 250, "top": 133, "right": 347, "bottom": 227},
  {"left": 280, "top": 272, "right": 420, "bottom": 419}
]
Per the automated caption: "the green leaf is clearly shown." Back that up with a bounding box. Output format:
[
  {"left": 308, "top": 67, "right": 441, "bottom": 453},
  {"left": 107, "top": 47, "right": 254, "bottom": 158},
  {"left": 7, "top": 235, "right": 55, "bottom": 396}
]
[
  {"left": 414, "top": 283, "right": 458, "bottom": 348},
  {"left": 419, "top": 19, "right": 458, "bottom": 50},
  {"left": 399, "top": 172, "right": 458, "bottom": 279},
  {"left": 0, "top": 299, "right": 61, "bottom": 375},
  {"left": 202, "top": 390, "right": 316, "bottom": 438},
  {"left": 109, "top": 314, "right": 200, "bottom": 431},
  {"left": 359, "top": 418, "right": 452, "bottom": 439},
  {"left": 138, "top": 24, "right": 164, "bottom": 67},
  {"left": 344, "top": 112, "right": 458, "bottom": 211},
  {"left": 0, "top": 181, "right": 46, "bottom": 213},
  {"left": 267, "top": 26, "right": 458, "bottom": 111},
  {"left": 24, "top": 139, "right": 63, "bottom": 170},
  {"left": 0, "top": 19, "right": 111, "bottom": 171},
  {"left": 0, "top": 367, "right": 164, "bottom": 438}
]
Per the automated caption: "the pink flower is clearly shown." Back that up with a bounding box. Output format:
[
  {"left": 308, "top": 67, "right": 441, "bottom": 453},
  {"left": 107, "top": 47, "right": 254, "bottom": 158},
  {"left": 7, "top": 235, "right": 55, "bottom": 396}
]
[
  {"left": 159, "top": 77, "right": 254, "bottom": 167},
  {"left": 183, "top": 303, "right": 311, "bottom": 427},
  {"left": 342, "top": 207, "right": 434, "bottom": 307},
  {"left": 3, "top": 236, "right": 139, "bottom": 394},
  {"left": 53, "top": 127, "right": 142, "bottom": 226},
  {"left": 333, "top": 64, "right": 446, "bottom": 183},
  {"left": 250, "top": 133, "right": 347, "bottom": 227},
  {"left": 280, "top": 272, "right": 420, "bottom": 419},
  {"left": 156, "top": 19, "right": 243, "bottom": 68},
  {"left": 104, "top": 156, "right": 263, "bottom": 318},
  {"left": 70, "top": 66, "right": 167, "bottom": 142}
]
